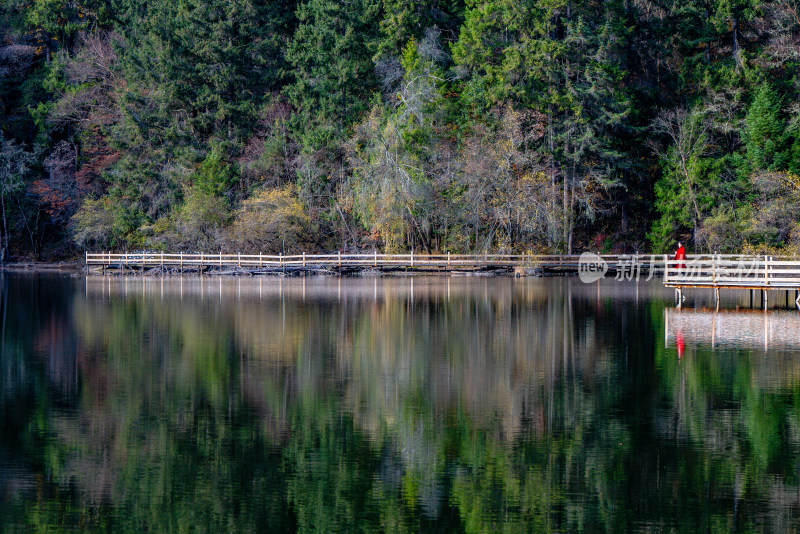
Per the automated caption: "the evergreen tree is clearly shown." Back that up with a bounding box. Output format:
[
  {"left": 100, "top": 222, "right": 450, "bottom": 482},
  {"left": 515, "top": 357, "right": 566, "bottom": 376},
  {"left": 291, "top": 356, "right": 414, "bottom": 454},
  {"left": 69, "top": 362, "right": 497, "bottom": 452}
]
[
  {"left": 286, "top": 0, "right": 381, "bottom": 148},
  {"left": 451, "top": 0, "right": 534, "bottom": 112},
  {"left": 744, "top": 83, "right": 784, "bottom": 172},
  {"left": 377, "top": 0, "right": 465, "bottom": 58}
]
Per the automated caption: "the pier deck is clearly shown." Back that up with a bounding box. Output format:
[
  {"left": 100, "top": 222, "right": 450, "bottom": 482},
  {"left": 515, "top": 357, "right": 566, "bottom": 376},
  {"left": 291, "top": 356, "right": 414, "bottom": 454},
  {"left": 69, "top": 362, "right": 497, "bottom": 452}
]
[{"left": 664, "top": 256, "right": 800, "bottom": 309}]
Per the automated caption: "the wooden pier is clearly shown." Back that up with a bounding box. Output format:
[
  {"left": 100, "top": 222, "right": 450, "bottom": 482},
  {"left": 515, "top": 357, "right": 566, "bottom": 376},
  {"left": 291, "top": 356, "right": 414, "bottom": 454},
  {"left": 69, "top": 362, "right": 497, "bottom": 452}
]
[
  {"left": 85, "top": 251, "right": 665, "bottom": 275},
  {"left": 664, "top": 256, "right": 800, "bottom": 309}
]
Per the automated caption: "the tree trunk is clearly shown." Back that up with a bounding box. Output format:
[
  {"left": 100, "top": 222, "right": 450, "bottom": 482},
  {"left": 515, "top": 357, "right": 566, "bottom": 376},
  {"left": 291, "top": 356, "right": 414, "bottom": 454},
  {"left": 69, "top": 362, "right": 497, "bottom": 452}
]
[
  {"left": 0, "top": 192, "right": 7, "bottom": 264},
  {"left": 568, "top": 181, "right": 575, "bottom": 255},
  {"left": 732, "top": 17, "right": 742, "bottom": 70},
  {"left": 563, "top": 170, "right": 568, "bottom": 253}
]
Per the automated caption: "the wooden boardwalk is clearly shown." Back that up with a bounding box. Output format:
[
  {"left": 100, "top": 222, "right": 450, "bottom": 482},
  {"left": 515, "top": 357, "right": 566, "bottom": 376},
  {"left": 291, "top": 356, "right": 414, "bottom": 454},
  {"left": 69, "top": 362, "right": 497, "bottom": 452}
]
[
  {"left": 664, "top": 256, "right": 800, "bottom": 309},
  {"left": 84, "top": 251, "right": 800, "bottom": 309},
  {"left": 85, "top": 251, "right": 666, "bottom": 275}
]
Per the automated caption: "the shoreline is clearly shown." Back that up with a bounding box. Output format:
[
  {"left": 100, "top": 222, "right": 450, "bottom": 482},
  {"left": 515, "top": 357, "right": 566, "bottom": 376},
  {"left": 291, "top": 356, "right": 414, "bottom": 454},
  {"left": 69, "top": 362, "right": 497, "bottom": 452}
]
[
  {"left": 1, "top": 261, "right": 654, "bottom": 278},
  {"left": 1, "top": 262, "right": 84, "bottom": 274},
  {"left": 2, "top": 261, "right": 557, "bottom": 277}
]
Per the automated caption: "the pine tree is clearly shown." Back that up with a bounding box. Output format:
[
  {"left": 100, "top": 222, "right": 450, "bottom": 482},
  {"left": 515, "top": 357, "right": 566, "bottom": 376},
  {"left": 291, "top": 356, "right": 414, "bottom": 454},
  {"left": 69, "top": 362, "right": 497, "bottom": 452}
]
[
  {"left": 286, "top": 0, "right": 381, "bottom": 148},
  {"left": 377, "top": 0, "right": 465, "bottom": 58},
  {"left": 744, "top": 83, "right": 784, "bottom": 172},
  {"left": 451, "top": 0, "right": 533, "bottom": 112}
]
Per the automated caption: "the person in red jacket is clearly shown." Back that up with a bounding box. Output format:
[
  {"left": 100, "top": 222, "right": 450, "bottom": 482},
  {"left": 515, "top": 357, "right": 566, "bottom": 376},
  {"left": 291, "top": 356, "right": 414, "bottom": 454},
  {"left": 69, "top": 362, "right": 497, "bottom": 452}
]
[{"left": 675, "top": 241, "right": 687, "bottom": 269}]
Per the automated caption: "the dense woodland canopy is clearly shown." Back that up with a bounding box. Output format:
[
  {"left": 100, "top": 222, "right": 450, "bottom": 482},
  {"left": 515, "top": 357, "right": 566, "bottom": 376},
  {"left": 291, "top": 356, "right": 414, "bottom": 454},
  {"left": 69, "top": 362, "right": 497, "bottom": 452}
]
[{"left": 1, "top": 0, "right": 800, "bottom": 259}]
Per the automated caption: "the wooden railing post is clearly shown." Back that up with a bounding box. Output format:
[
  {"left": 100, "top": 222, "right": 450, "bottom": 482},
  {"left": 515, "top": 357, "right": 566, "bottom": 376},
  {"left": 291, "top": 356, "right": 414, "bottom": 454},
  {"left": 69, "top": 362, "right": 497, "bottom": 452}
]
[
  {"left": 712, "top": 254, "right": 717, "bottom": 284},
  {"left": 303, "top": 252, "right": 306, "bottom": 267},
  {"left": 765, "top": 255, "right": 769, "bottom": 285},
  {"left": 374, "top": 250, "right": 377, "bottom": 267},
  {"left": 663, "top": 254, "right": 668, "bottom": 282},
  {"left": 411, "top": 250, "right": 414, "bottom": 268},
  {"left": 447, "top": 251, "right": 450, "bottom": 267}
]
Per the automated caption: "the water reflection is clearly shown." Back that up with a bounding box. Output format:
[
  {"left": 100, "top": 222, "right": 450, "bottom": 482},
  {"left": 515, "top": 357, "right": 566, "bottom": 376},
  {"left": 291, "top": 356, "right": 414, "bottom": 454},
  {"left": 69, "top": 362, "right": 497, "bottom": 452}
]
[
  {"left": 2, "top": 274, "right": 800, "bottom": 532},
  {"left": 666, "top": 308, "right": 800, "bottom": 351}
]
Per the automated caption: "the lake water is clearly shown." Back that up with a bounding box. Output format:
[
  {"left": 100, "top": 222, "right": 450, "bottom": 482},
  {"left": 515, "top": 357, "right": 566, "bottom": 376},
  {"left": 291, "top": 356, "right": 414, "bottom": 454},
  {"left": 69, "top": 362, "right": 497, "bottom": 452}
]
[{"left": 2, "top": 273, "right": 800, "bottom": 532}]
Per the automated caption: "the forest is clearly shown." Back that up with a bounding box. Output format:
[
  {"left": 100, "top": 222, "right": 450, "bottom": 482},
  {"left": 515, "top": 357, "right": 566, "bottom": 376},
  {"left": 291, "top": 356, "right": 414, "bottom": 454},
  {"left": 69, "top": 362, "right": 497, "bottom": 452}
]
[{"left": 1, "top": 0, "right": 800, "bottom": 260}]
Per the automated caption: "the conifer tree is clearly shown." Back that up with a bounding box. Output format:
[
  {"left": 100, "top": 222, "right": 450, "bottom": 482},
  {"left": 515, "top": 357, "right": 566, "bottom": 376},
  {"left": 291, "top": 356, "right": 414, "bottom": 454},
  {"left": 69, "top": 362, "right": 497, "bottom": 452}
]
[
  {"left": 744, "top": 83, "right": 784, "bottom": 172},
  {"left": 286, "top": 0, "right": 381, "bottom": 148}
]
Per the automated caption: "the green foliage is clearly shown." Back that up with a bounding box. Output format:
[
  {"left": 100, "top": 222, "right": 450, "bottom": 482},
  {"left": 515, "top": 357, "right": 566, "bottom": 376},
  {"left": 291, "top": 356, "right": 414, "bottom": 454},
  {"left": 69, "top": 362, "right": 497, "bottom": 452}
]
[
  {"left": 377, "top": 0, "right": 465, "bottom": 58},
  {"left": 176, "top": 189, "right": 231, "bottom": 249},
  {"left": 3, "top": 0, "right": 800, "bottom": 257},
  {"left": 451, "top": 0, "right": 530, "bottom": 111},
  {"left": 286, "top": 0, "right": 381, "bottom": 148},
  {"left": 70, "top": 196, "right": 116, "bottom": 248},
  {"left": 25, "top": 0, "right": 94, "bottom": 47},
  {"left": 118, "top": 0, "right": 284, "bottom": 139},
  {"left": 193, "top": 149, "right": 239, "bottom": 197},
  {"left": 744, "top": 83, "right": 785, "bottom": 172}
]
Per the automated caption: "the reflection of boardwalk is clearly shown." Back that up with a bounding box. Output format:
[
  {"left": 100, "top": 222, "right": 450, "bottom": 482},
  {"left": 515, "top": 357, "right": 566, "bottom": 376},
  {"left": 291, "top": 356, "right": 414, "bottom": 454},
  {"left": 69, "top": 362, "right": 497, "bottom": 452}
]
[
  {"left": 665, "top": 308, "right": 800, "bottom": 350},
  {"left": 82, "top": 274, "right": 559, "bottom": 303}
]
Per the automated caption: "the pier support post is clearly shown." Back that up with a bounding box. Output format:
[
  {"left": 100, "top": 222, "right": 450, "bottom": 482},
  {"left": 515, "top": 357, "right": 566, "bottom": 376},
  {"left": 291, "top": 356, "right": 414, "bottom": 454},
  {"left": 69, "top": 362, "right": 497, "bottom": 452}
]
[
  {"left": 715, "top": 287, "right": 720, "bottom": 309},
  {"left": 763, "top": 289, "right": 768, "bottom": 310}
]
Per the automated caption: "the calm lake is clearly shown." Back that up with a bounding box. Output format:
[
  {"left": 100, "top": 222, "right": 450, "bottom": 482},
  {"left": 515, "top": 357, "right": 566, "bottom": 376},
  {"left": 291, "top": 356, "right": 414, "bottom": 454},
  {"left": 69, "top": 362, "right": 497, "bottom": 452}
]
[{"left": 2, "top": 273, "right": 800, "bottom": 532}]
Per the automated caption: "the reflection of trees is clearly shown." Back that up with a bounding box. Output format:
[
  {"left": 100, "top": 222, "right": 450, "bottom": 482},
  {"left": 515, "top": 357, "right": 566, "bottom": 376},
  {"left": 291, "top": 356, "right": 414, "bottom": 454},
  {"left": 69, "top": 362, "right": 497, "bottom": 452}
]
[
  {"left": 2, "top": 276, "right": 800, "bottom": 531},
  {"left": 656, "top": 320, "right": 800, "bottom": 532}
]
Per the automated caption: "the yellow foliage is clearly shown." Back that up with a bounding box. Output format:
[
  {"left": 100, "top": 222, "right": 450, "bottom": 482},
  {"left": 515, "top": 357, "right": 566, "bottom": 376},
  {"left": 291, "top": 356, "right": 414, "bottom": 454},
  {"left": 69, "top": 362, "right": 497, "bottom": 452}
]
[{"left": 230, "top": 185, "right": 311, "bottom": 253}]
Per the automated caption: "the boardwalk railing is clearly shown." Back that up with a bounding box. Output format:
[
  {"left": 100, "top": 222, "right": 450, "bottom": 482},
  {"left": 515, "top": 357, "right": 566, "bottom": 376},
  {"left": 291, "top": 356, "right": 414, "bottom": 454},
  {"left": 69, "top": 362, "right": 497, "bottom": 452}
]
[
  {"left": 664, "top": 255, "right": 800, "bottom": 288},
  {"left": 86, "top": 251, "right": 668, "bottom": 272},
  {"left": 86, "top": 252, "right": 800, "bottom": 282}
]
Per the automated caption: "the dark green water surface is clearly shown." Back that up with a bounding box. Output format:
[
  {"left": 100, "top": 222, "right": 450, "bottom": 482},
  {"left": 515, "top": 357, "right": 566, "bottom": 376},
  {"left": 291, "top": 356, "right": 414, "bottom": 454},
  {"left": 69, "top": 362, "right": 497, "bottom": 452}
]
[{"left": 2, "top": 273, "right": 800, "bottom": 533}]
